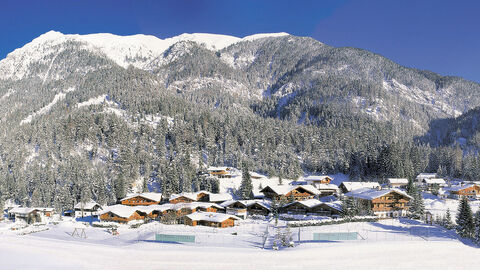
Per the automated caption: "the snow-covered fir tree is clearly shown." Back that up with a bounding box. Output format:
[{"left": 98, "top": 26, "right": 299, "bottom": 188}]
[
  {"left": 238, "top": 162, "right": 253, "bottom": 199},
  {"left": 474, "top": 210, "right": 480, "bottom": 244},
  {"left": 456, "top": 196, "right": 475, "bottom": 238}
]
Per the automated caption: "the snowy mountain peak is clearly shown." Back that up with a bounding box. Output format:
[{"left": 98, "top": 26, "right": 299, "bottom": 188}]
[{"left": 0, "top": 31, "right": 291, "bottom": 81}]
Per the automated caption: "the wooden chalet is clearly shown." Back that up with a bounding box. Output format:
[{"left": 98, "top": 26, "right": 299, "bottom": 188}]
[
  {"left": 137, "top": 202, "right": 224, "bottom": 222},
  {"left": 207, "top": 166, "right": 235, "bottom": 178},
  {"left": 184, "top": 212, "right": 239, "bottom": 228},
  {"left": 304, "top": 175, "right": 333, "bottom": 185},
  {"left": 387, "top": 178, "right": 409, "bottom": 189},
  {"left": 169, "top": 193, "right": 197, "bottom": 204},
  {"left": 169, "top": 191, "right": 233, "bottom": 204},
  {"left": 74, "top": 201, "right": 103, "bottom": 218},
  {"left": 345, "top": 188, "right": 412, "bottom": 218},
  {"left": 260, "top": 185, "right": 320, "bottom": 201},
  {"left": 120, "top": 193, "right": 162, "bottom": 206},
  {"left": 221, "top": 200, "right": 271, "bottom": 218},
  {"left": 8, "top": 207, "right": 41, "bottom": 224},
  {"left": 446, "top": 184, "right": 480, "bottom": 199},
  {"left": 416, "top": 173, "right": 437, "bottom": 184},
  {"left": 281, "top": 199, "right": 342, "bottom": 216},
  {"left": 421, "top": 178, "right": 447, "bottom": 191},
  {"left": 99, "top": 205, "right": 147, "bottom": 223}
]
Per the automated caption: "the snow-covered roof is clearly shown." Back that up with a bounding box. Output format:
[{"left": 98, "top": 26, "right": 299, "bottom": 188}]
[
  {"left": 423, "top": 178, "right": 446, "bottom": 185},
  {"left": 323, "top": 201, "right": 343, "bottom": 212},
  {"left": 283, "top": 199, "right": 342, "bottom": 212},
  {"left": 220, "top": 199, "right": 271, "bottom": 210},
  {"left": 251, "top": 189, "right": 265, "bottom": 199},
  {"left": 209, "top": 193, "right": 233, "bottom": 202},
  {"left": 74, "top": 201, "right": 101, "bottom": 210},
  {"left": 186, "top": 212, "right": 240, "bottom": 223},
  {"left": 249, "top": 171, "right": 266, "bottom": 178},
  {"left": 121, "top": 192, "right": 162, "bottom": 202},
  {"left": 340, "top": 182, "right": 380, "bottom": 192},
  {"left": 315, "top": 184, "right": 339, "bottom": 190},
  {"left": 387, "top": 178, "right": 409, "bottom": 184},
  {"left": 285, "top": 199, "right": 322, "bottom": 208},
  {"left": 303, "top": 175, "right": 332, "bottom": 182},
  {"left": 35, "top": 207, "right": 55, "bottom": 212},
  {"left": 445, "top": 184, "right": 476, "bottom": 192},
  {"left": 416, "top": 173, "right": 437, "bottom": 179},
  {"left": 9, "top": 207, "right": 36, "bottom": 215},
  {"left": 100, "top": 205, "right": 148, "bottom": 218},
  {"left": 169, "top": 192, "right": 198, "bottom": 201},
  {"left": 261, "top": 185, "right": 320, "bottom": 196},
  {"left": 207, "top": 166, "right": 232, "bottom": 172},
  {"left": 345, "top": 188, "right": 412, "bottom": 200}
]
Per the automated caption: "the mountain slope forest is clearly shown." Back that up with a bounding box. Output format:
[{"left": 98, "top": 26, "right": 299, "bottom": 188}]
[{"left": 0, "top": 31, "right": 479, "bottom": 210}]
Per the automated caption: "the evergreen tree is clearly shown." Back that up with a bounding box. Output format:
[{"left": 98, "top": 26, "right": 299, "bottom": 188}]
[
  {"left": 238, "top": 162, "right": 253, "bottom": 199},
  {"left": 456, "top": 196, "right": 475, "bottom": 238},
  {"left": 341, "top": 196, "right": 358, "bottom": 218},
  {"left": 142, "top": 177, "right": 149, "bottom": 193},
  {"left": 474, "top": 210, "right": 480, "bottom": 244},
  {"left": 443, "top": 209, "right": 454, "bottom": 229}
]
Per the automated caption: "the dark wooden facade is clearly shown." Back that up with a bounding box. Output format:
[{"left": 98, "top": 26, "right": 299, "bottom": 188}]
[
  {"left": 169, "top": 196, "right": 196, "bottom": 204},
  {"left": 185, "top": 217, "right": 236, "bottom": 228},
  {"left": 100, "top": 211, "right": 146, "bottom": 223},
  {"left": 261, "top": 186, "right": 316, "bottom": 201},
  {"left": 121, "top": 196, "right": 160, "bottom": 206}
]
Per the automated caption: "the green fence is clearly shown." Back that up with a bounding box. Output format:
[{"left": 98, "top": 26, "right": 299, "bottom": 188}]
[
  {"left": 155, "top": 234, "right": 195, "bottom": 243},
  {"left": 313, "top": 232, "right": 358, "bottom": 241}
]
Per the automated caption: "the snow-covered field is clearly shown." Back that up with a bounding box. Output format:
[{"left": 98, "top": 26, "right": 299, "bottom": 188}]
[{"left": 0, "top": 217, "right": 478, "bottom": 269}]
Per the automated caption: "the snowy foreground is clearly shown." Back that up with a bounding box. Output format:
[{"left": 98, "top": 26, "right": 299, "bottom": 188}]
[{"left": 0, "top": 218, "right": 479, "bottom": 269}]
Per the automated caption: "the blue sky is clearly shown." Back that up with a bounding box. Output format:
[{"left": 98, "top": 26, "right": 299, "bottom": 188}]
[{"left": 1, "top": 0, "right": 479, "bottom": 83}]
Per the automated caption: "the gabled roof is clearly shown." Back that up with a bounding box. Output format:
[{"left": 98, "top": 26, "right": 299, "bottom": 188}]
[
  {"left": 387, "top": 178, "right": 409, "bottom": 184},
  {"left": 340, "top": 182, "right": 380, "bottom": 192},
  {"left": 303, "top": 175, "right": 333, "bottom": 181},
  {"left": 100, "top": 205, "right": 147, "bottom": 218},
  {"left": 121, "top": 192, "right": 162, "bottom": 202},
  {"left": 283, "top": 199, "right": 343, "bottom": 212},
  {"left": 423, "top": 178, "right": 446, "bottom": 185},
  {"left": 186, "top": 212, "right": 240, "bottom": 222},
  {"left": 416, "top": 173, "right": 437, "bottom": 179},
  {"left": 74, "top": 200, "right": 101, "bottom": 210},
  {"left": 220, "top": 199, "right": 271, "bottom": 210},
  {"left": 260, "top": 185, "right": 320, "bottom": 196},
  {"left": 445, "top": 184, "right": 478, "bottom": 192},
  {"left": 9, "top": 207, "right": 36, "bottom": 215},
  {"left": 284, "top": 199, "right": 322, "bottom": 208},
  {"left": 169, "top": 192, "right": 198, "bottom": 201},
  {"left": 315, "top": 184, "right": 339, "bottom": 190},
  {"left": 209, "top": 193, "right": 233, "bottom": 202},
  {"left": 249, "top": 172, "right": 266, "bottom": 178},
  {"left": 321, "top": 201, "right": 343, "bottom": 212},
  {"left": 345, "top": 188, "right": 412, "bottom": 200}
]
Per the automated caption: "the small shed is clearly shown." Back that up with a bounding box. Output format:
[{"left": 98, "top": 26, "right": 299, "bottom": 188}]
[{"left": 74, "top": 201, "right": 103, "bottom": 218}]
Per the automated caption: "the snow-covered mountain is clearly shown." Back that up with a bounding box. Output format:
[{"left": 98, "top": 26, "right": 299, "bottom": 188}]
[{"left": 0, "top": 30, "right": 288, "bottom": 80}]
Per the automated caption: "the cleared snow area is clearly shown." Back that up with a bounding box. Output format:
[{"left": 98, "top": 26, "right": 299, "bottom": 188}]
[
  {"left": 0, "top": 218, "right": 477, "bottom": 270},
  {"left": 77, "top": 94, "right": 108, "bottom": 108},
  {"left": 424, "top": 195, "right": 480, "bottom": 220},
  {"left": 20, "top": 87, "right": 74, "bottom": 125}
]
